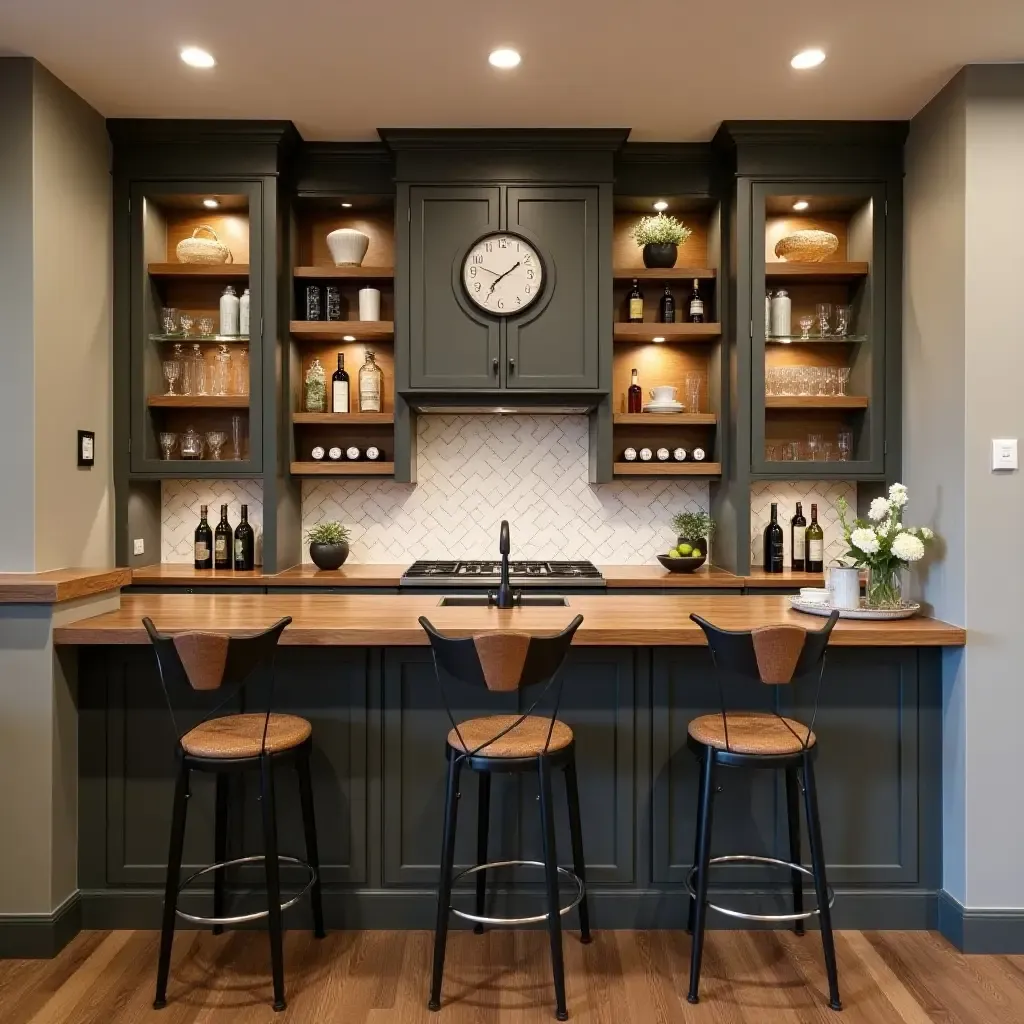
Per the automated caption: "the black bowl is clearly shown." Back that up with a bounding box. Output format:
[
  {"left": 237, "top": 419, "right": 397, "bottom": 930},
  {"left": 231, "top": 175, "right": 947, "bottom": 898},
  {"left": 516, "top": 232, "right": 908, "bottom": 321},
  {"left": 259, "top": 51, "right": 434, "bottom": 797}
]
[{"left": 657, "top": 552, "right": 708, "bottom": 574}]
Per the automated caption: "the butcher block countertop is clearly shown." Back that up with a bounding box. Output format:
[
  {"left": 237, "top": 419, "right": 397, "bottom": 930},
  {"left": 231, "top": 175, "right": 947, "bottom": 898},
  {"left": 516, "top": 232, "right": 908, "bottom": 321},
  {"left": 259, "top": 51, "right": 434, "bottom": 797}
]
[
  {"left": 0, "top": 567, "right": 131, "bottom": 604},
  {"left": 54, "top": 593, "right": 966, "bottom": 648}
]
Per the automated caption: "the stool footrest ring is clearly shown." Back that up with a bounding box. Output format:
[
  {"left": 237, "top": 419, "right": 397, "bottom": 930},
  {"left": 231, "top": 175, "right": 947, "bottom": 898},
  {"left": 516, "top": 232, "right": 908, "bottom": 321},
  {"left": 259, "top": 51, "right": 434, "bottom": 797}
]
[
  {"left": 685, "top": 854, "right": 835, "bottom": 924},
  {"left": 174, "top": 854, "right": 317, "bottom": 926},
  {"left": 447, "top": 859, "right": 584, "bottom": 927}
]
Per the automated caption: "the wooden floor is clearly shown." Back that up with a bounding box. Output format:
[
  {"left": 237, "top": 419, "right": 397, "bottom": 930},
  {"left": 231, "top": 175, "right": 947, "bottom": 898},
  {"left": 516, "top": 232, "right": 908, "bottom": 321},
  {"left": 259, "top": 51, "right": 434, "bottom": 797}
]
[{"left": 1, "top": 929, "right": 1022, "bottom": 1023}]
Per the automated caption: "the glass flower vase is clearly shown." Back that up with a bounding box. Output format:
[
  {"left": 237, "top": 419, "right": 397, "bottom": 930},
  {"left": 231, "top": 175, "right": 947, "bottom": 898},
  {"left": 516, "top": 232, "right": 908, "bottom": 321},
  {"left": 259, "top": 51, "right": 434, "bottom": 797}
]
[{"left": 866, "top": 566, "right": 903, "bottom": 609}]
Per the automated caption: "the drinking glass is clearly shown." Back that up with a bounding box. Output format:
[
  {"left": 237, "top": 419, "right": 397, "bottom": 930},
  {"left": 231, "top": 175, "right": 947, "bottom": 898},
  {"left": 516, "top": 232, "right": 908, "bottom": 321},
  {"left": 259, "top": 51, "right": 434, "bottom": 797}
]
[
  {"left": 765, "top": 443, "right": 777, "bottom": 461},
  {"left": 179, "top": 313, "right": 194, "bottom": 336},
  {"left": 231, "top": 349, "right": 249, "bottom": 396},
  {"left": 765, "top": 367, "right": 776, "bottom": 397},
  {"left": 159, "top": 432, "right": 177, "bottom": 460},
  {"left": 823, "top": 366, "right": 840, "bottom": 396},
  {"left": 190, "top": 344, "right": 207, "bottom": 396},
  {"left": 833, "top": 304, "right": 852, "bottom": 338},
  {"left": 212, "top": 345, "right": 231, "bottom": 396},
  {"left": 816, "top": 303, "right": 832, "bottom": 337},
  {"left": 809, "top": 367, "right": 825, "bottom": 396},
  {"left": 198, "top": 317, "right": 215, "bottom": 338},
  {"left": 807, "top": 433, "right": 823, "bottom": 461},
  {"left": 838, "top": 430, "right": 853, "bottom": 462},
  {"left": 823, "top": 441, "right": 835, "bottom": 461},
  {"left": 162, "top": 360, "right": 180, "bottom": 396},
  {"left": 685, "top": 372, "right": 702, "bottom": 413},
  {"left": 838, "top": 367, "right": 851, "bottom": 396},
  {"left": 161, "top": 308, "right": 179, "bottom": 335},
  {"left": 205, "top": 431, "right": 228, "bottom": 460},
  {"left": 798, "top": 314, "right": 814, "bottom": 340},
  {"left": 781, "top": 441, "right": 798, "bottom": 461},
  {"left": 231, "top": 414, "right": 245, "bottom": 460},
  {"left": 797, "top": 367, "right": 813, "bottom": 396}
]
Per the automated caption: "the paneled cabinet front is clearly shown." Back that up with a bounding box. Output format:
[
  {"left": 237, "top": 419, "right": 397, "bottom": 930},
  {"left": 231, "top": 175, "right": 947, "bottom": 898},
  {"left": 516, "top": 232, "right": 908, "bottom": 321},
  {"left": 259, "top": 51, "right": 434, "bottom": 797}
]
[{"left": 406, "top": 185, "right": 599, "bottom": 391}]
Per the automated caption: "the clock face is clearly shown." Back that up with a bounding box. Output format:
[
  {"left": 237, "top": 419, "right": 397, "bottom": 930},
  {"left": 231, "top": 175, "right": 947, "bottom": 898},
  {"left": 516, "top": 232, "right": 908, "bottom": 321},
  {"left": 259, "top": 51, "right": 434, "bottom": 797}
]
[{"left": 462, "top": 233, "right": 544, "bottom": 316}]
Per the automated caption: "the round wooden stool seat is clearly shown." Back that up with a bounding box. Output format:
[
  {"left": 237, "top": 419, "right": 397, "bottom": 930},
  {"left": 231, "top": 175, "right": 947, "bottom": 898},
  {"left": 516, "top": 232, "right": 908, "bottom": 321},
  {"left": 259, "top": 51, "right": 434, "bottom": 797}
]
[
  {"left": 180, "top": 713, "right": 312, "bottom": 759},
  {"left": 447, "top": 715, "right": 574, "bottom": 758},
  {"left": 688, "top": 712, "right": 815, "bottom": 755}
]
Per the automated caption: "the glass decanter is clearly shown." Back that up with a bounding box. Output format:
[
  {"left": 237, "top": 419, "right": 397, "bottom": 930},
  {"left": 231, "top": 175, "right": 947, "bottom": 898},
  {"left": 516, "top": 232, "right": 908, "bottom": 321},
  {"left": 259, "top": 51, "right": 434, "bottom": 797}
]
[
  {"left": 212, "top": 345, "right": 231, "bottom": 397},
  {"left": 358, "top": 349, "right": 383, "bottom": 413}
]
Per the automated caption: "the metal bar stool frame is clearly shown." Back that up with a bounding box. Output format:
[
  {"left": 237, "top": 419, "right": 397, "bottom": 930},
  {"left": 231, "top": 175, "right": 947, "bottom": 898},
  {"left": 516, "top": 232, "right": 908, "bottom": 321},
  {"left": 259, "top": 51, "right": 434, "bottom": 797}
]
[
  {"left": 685, "top": 610, "right": 842, "bottom": 1012},
  {"left": 143, "top": 616, "right": 325, "bottom": 1013},
  {"left": 420, "top": 614, "right": 591, "bottom": 1022}
]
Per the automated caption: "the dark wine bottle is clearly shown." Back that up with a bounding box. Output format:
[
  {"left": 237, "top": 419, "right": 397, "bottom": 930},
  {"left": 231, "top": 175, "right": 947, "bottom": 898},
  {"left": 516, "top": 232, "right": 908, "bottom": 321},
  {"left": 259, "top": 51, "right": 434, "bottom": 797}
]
[
  {"left": 763, "top": 502, "right": 784, "bottom": 573},
  {"left": 332, "top": 353, "right": 350, "bottom": 413},
  {"left": 214, "top": 504, "right": 233, "bottom": 570},
  {"left": 791, "top": 501, "right": 807, "bottom": 572},
  {"left": 806, "top": 503, "right": 824, "bottom": 573},
  {"left": 627, "top": 368, "right": 642, "bottom": 413},
  {"left": 233, "top": 504, "right": 255, "bottom": 571},
  {"left": 658, "top": 286, "right": 676, "bottom": 323},
  {"left": 345, "top": 446, "right": 362, "bottom": 461},
  {"left": 194, "top": 504, "right": 213, "bottom": 570},
  {"left": 688, "top": 278, "right": 705, "bottom": 324},
  {"left": 628, "top": 279, "right": 643, "bottom": 323},
  {"left": 365, "top": 446, "right": 383, "bottom": 461}
]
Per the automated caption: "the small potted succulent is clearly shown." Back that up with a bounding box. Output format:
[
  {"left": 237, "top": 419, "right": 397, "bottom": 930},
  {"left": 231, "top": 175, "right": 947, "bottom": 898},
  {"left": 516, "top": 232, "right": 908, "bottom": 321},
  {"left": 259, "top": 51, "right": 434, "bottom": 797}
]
[
  {"left": 306, "top": 520, "right": 351, "bottom": 571},
  {"left": 659, "top": 510, "right": 716, "bottom": 572},
  {"left": 632, "top": 214, "right": 692, "bottom": 269}
]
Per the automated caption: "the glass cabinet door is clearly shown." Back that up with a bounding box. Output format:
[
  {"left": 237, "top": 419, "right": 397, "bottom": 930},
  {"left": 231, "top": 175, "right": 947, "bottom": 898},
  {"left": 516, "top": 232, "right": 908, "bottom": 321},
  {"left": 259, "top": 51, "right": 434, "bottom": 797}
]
[
  {"left": 750, "top": 180, "right": 886, "bottom": 477},
  {"left": 129, "top": 180, "right": 263, "bottom": 475}
]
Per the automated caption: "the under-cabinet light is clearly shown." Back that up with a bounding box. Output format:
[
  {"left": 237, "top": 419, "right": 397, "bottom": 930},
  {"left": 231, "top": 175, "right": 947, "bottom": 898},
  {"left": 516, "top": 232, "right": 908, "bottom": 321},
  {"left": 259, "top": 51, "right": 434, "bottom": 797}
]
[
  {"left": 203, "top": 198, "right": 219, "bottom": 209},
  {"left": 180, "top": 47, "right": 216, "bottom": 69},
  {"left": 792, "top": 200, "right": 809, "bottom": 211},
  {"left": 341, "top": 202, "right": 353, "bottom": 208},
  {"left": 343, "top": 335, "right": 356, "bottom": 342},
  {"left": 653, "top": 201, "right": 668, "bottom": 212},
  {"left": 653, "top": 336, "right": 666, "bottom": 343},
  {"left": 791, "top": 48, "right": 826, "bottom": 70},
  {"left": 489, "top": 48, "right": 521, "bottom": 69}
]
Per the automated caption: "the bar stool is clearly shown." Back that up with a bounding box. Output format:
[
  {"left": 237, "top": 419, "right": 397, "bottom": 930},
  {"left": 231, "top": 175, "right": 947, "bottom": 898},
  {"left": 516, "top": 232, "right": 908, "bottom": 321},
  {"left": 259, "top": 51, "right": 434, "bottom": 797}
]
[
  {"left": 686, "top": 611, "right": 842, "bottom": 1012},
  {"left": 419, "top": 614, "right": 591, "bottom": 1022},
  {"left": 143, "top": 616, "right": 325, "bottom": 1013}
]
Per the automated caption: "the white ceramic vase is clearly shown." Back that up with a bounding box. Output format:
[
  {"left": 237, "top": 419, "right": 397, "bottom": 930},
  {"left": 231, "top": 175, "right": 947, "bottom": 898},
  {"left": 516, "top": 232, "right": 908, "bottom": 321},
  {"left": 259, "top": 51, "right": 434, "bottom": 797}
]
[{"left": 326, "top": 228, "right": 370, "bottom": 267}]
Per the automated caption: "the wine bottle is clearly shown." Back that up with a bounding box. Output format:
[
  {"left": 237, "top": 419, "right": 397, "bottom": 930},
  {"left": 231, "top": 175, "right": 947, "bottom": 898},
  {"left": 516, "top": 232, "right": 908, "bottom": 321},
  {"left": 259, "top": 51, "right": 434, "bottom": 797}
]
[
  {"left": 689, "top": 278, "right": 704, "bottom": 324},
  {"left": 332, "top": 353, "right": 350, "bottom": 413},
  {"left": 673, "top": 447, "right": 688, "bottom": 462},
  {"left": 806, "top": 503, "right": 824, "bottom": 573},
  {"left": 623, "top": 447, "right": 638, "bottom": 462},
  {"left": 639, "top": 448, "right": 653, "bottom": 462},
  {"left": 627, "top": 368, "right": 642, "bottom": 413},
  {"left": 691, "top": 447, "right": 706, "bottom": 461},
  {"left": 763, "top": 502, "right": 784, "bottom": 573},
  {"left": 366, "top": 446, "right": 382, "bottom": 461},
  {"left": 328, "top": 446, "right": 342, "bottom": 460},
  {"left": 791, "top": 501, "right": 807, "bottom": 572},
  {"left": 628, "top": 279, "right": 643, "bottom": 323},
  {"left": 359, "top": 349, "right": 383, "bottom": 413},
  {"left": 346, "top": 446, "right": 362, "bottom": 461},
  {"left": 214, "top": 504, "right": 233, "bottom": 570},
  {"left": 194, "top": 505, "right": 213, "bottom": 570},
  {"left": 656, "top": 448, "right": 670, "bottom": 461},
  {"left": 658, "top": 286, "right": 675, "bottom": 324},
  {"left": 233, "top": 504, "right": 255, "bottom": 571}
]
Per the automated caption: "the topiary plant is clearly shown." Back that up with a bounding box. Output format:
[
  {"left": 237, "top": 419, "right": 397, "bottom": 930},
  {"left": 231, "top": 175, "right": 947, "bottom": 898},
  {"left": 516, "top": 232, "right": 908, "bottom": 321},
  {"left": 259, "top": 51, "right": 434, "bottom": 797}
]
[{"left": 671, "top": 510, "right": 716, "bottom": 541}]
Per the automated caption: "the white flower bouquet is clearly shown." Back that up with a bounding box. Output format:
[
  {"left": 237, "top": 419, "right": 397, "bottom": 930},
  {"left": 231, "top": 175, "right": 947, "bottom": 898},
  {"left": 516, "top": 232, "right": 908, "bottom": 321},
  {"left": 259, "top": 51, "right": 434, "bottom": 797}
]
[{"left": 836, "top": 483, "right": 935, "bottom": 608}]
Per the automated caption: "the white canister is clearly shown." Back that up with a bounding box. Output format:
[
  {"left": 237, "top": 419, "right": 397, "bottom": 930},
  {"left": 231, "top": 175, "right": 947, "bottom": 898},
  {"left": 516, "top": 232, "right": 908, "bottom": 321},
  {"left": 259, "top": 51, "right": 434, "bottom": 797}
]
[
  {"left": 827, "top": 565, "right": 861, "bottom": 610},
  {"left": 219, "top": 285, "right": 240, "bottom": 335},
  {"left": 239, "top": 287, "right": 250, "bottom": 336},
  {"left": 358, "top": 286, "right": 381, "bottom": 322},
  {"left": 770, "top": 289, "right": 791, "bottom": 338}
]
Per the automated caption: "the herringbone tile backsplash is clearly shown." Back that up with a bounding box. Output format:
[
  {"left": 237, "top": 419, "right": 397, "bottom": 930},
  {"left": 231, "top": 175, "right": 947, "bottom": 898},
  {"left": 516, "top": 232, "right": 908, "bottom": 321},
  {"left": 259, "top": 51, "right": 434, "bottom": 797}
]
[
  {"left": 301, "top": 415, "right": 709, "bottom": 564},
  {"left": 162, "top": 479, "right": 265, "bottom": 564}
]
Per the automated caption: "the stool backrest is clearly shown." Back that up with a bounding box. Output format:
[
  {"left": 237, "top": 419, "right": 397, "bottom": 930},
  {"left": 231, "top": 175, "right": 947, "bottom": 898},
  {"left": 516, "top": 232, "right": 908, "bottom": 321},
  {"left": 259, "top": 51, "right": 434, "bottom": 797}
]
[
  {"left": 143, "top": 616, "right": 292, "bottom": 752},
  {"left": 419, "top": 614, "right": 583, "bottom": 758}
]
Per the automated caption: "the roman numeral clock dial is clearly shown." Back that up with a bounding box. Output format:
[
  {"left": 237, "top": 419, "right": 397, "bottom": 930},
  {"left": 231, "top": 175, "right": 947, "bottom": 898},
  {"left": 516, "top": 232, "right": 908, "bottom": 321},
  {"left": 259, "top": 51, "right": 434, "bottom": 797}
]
[{"left": 462, "top": 233, "right": 544, "bottom": 315}]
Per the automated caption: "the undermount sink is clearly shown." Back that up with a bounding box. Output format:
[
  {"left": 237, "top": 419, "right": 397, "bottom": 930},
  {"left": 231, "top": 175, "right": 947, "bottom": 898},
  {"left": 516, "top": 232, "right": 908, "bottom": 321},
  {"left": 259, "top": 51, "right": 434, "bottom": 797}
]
[{"left": 437, "top": 595, "right": 569, "bottom": 608}]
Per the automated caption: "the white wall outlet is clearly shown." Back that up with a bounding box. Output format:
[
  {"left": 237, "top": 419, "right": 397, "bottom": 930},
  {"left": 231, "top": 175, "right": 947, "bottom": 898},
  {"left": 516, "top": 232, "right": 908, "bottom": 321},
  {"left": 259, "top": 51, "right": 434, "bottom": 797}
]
[
  {"left": 133, "top": 538, "right": 145, "bottom": 556},
  {"left": 992, "top": 439, "right": 1018, "bottom": 471}
]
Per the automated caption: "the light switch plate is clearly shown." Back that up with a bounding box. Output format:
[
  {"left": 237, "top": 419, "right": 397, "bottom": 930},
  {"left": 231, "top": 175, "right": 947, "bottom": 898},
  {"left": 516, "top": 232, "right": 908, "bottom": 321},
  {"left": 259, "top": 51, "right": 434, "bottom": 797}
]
[
  {"left": 133, "top": 538, "right": 145, "bottom": 556},
  {"left": 992, "top": 438, "right": 1018, "bottom": 471}
]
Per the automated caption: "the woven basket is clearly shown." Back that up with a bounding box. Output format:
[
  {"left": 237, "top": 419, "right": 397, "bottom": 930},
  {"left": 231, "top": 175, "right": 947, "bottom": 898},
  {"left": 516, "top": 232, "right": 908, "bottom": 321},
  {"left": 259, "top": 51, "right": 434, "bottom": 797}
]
[
  {"left": 774, "top": 230, "right": 839, "bottom": 263},
  {"left": 175, "top": 225, "right": 233, "bottom": 265}
]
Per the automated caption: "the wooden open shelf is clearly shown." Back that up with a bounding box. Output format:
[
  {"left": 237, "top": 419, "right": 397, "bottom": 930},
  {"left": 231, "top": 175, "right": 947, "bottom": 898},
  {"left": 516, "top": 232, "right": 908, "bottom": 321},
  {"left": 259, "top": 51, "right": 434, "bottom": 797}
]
[
  {"left": 765, "top": 395, "right": 868, "bottom": 410},
  {"left": 292, "top": 412, "right": 393, "bottom": 426},
  {"left": 147, "top": 395, "right": 249, "bottom": 409},
  {"left": 290, "top": 461, "right": 394, "bottom": 476},
  {"left": 294, "top": 266, "right": 395, "bottom": 279},
  {"left": 613, "top": 461, "right": 722, "bottom": 477},
  {"left": 290, "top": 321, "right": 394, "bottom": 342},
  {"left": 148, "top": 263, "right": 250, "bottom": 279},
  {"left": 765, "top": 262, "right": 868, "bottom": 283},
  {"left": 613, "top": 267, "right": 716, "bottom": 281},
  {"left": 613, "top": 413, "right": 717, "bottom": 426},
  {"left": 613, "top": 323, "right": 721, "bottom": 343}
]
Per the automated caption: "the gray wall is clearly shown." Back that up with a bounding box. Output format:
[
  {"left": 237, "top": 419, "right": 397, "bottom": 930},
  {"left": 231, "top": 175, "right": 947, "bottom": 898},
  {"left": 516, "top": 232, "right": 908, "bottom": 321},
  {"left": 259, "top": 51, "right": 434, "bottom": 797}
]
[{"left": 904, "top": 64, "right": 1024, "bottom": 910}]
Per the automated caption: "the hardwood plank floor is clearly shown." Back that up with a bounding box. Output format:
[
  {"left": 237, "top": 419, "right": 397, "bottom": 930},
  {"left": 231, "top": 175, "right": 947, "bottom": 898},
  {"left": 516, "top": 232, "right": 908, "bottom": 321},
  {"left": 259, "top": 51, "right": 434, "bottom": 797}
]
[{"left": 0, "top": 930, "right": 1021, "bottom": 1023}]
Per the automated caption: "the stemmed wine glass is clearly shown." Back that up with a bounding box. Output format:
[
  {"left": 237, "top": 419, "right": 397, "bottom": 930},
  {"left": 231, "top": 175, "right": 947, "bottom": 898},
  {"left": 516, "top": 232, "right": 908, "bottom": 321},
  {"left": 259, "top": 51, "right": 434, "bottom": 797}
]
[
  {"left": 231, "top": 414, "right": 245, "bottom": 461},
  {"left": 838, "top": 430, "right": 853, "bottom": 462},
  {"left": 838, "top": 367, "right": 851, "bottom": 396},
  {"left": 159, "top": 432, "right": 177, "bottom": 461},
  {"left": 685, "top": 372, "right": 702, "bottom": 414},
  {"left": 816, "top": 303, "right": 832, "bottom": 337},
  {"left": 205, "top": 431, "right": 228, "bottom": 460},
  {"left": 162, "top": 360, "right": 181, "bottom": 396},
  {"left": 807, "top": 432, "right": 823, "bottom": 461},
  {"left": 798, "top": 314, "right": 814, "bottom": 340}
]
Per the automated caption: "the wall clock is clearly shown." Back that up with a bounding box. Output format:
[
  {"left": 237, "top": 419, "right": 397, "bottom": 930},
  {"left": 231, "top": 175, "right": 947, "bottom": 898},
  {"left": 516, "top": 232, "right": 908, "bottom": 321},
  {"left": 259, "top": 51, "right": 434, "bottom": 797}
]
[{"left": 462, "top": 233, "right": 544, "bottom": 316}]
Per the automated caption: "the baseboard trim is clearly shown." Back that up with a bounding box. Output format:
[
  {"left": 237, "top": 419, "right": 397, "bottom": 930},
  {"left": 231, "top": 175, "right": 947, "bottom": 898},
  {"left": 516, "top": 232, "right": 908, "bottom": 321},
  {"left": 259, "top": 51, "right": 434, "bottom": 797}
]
[
  {"left": 0, "top": 892, "right": 81, "bottom": 959},
  {"left": 937, "top": 889, "right": 1024, "bottom": 953}
]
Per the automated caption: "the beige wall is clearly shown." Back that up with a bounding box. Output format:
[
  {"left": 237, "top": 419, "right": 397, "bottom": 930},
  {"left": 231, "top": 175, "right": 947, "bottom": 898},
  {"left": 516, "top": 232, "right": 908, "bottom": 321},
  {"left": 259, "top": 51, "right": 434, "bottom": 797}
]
[{"left": 32, "top": 63, "right": 113, "bottom": 570}]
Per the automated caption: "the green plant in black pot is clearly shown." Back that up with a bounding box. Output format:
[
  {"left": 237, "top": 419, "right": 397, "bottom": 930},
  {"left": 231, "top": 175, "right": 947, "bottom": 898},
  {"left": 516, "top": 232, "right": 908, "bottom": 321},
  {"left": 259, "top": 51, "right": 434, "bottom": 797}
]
[
  {"left": 306, "top": 520, "right": 351, "bottom": 571},
  {"left": 670, "top": 510, "right": 716, "bottom": 560},
  {"left": 632, "top": 214, "right": 692, "bottom": 269}
]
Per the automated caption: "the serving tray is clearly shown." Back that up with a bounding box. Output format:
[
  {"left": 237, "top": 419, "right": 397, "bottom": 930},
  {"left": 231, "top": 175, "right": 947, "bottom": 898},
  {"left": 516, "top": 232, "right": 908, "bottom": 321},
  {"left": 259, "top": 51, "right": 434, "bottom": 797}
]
[{"left": 789, "top": 598, "right": 921, "bottom": 621}]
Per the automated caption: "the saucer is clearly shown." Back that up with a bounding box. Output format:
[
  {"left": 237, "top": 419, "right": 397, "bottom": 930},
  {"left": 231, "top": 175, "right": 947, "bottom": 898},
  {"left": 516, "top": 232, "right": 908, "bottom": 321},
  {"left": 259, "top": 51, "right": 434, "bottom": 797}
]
[{"left": 643, "top": 401, "right": 685, "bottom": 413}]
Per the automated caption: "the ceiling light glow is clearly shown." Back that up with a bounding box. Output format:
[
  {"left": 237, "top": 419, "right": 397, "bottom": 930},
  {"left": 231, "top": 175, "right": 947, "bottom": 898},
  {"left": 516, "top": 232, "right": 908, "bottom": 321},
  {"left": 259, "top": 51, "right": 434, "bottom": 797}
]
[
  {"left": 203, "top": 198, "right": 219, "bottom": 209},
  {"left": 653, "top": 336, "right": 666, "bottom": 343},
  {"left": 343, "top": 335, "right": 356, "bottom": 342},
  {"left": 653, "top": 201, "right": 668, "bottom": 212},
  {"left": 489, "top": 48, "right": 521, "bottom": 69},
  {"left": 792, "top": 200, "right": 809, "bottom": 211},
  {"left": 791, "top": 48, "right": 826, "bottom": 70},
  {"left": 180, "top": 46, "right": 216, "bottom": 69}
]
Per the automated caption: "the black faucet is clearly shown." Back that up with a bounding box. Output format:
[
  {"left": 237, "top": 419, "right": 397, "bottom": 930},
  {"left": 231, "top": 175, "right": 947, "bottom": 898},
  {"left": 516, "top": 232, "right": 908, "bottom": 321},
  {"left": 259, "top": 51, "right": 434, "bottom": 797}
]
[{"left": 495, "top": 520, "right": 514, "bottom": 608}]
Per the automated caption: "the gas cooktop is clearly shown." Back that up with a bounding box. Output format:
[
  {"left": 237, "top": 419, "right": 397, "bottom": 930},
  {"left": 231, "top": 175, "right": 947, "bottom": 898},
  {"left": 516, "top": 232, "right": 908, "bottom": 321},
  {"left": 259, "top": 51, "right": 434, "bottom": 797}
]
[{"left": 401, "top": 560, "right": 604, "bottom": 588}]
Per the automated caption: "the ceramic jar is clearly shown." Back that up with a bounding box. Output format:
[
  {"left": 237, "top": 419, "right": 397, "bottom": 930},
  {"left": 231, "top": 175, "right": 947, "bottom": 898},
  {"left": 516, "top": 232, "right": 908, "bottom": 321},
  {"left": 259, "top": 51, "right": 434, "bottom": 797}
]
[{"left": 326, "top": 228, "right": 370, "bottom": 267}]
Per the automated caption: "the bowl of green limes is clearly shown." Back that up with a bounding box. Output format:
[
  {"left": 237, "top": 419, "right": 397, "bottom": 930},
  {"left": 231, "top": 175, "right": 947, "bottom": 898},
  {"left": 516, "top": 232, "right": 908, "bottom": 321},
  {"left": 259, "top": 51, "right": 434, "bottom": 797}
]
[{"left": 657, "top": 538, "right": 708, "bottom": 573}]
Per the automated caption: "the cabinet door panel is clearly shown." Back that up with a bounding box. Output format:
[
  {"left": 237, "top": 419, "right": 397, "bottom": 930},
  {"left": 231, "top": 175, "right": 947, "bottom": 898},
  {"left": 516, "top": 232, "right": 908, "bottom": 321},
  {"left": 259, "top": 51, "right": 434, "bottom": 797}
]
[
  {"left": 408, "top": 187, "right": 500, "bottom": 389},
  {"left": 506, "top": 188, "right": 599, "bottom": 389}
]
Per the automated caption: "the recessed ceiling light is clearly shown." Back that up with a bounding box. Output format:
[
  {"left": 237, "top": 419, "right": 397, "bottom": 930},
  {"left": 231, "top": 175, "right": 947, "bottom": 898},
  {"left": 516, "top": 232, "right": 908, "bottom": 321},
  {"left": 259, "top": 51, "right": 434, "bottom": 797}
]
[
  {"left": 180, "top": 46, "right": 216, "bottom": 69},
  {"left": 653, "top": 201, "right": 668, "bottom": 212},
  {"left": 792, "top": 200, "right": 809, "bottom": 211},
  {"left": 652, "top": 336, "right": 666, "bottom": 344},
  {"left": 203, "top": 198, "right": 219, "bottom": 209},
  {"left": 343, "top": 335, "right": 356, "bottom": 342},
  {"left": 489, "top": 48, "right": 521, "bottom": 69},
  {"left": 791, "top": 48, "right": 826, "bottom": 70},
  {"left": 341, "top": 202, "right": 353, "bottom": 208}
]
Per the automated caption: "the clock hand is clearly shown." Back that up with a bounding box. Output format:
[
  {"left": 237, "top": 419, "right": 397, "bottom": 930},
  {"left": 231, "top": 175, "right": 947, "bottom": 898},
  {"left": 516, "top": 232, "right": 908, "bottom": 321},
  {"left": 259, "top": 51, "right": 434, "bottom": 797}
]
[{"left": 490, "top": 261, "right": 521, "bottom": 288}]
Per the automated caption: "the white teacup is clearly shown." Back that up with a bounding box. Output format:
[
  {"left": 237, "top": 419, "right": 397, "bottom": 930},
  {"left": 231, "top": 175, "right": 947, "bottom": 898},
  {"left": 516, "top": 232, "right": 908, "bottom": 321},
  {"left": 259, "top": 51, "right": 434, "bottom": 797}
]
[{"left": 649, "top": 386, "right": 678, "bottom": 403}]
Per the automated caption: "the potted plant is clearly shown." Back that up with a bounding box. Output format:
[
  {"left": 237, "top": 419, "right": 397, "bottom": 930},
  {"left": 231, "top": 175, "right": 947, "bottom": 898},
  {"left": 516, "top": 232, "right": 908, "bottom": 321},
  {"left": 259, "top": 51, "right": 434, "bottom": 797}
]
[
  {"left": 836, "top": 484, "right": 934, "bottom": 608},
  {"left": 670, "top": 510, "right": 716, "bottom": 561},
  {"left": 632, "top": 214, "right": 692, "bottom": 269},
  {"left": 305, "top": 521, "right": 351, "bottom": 571}
]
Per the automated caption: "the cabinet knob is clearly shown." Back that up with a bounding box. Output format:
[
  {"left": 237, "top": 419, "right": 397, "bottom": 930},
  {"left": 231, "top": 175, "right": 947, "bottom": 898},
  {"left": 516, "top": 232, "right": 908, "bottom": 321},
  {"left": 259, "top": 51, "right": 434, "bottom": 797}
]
[
  {"left": 492, "top": 357, "right": 498, "bottom": 374},
  {"left": 509, "top": 357, "right": 515, "bottom": 372}
]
